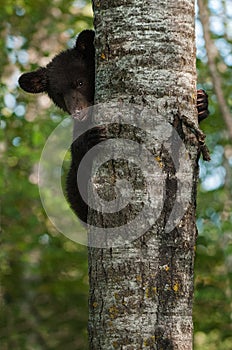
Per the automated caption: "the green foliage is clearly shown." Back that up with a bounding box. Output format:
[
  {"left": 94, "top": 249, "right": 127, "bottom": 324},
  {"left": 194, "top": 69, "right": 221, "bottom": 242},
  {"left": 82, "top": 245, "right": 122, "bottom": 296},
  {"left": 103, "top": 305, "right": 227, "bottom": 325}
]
[
  {"left": 1, "top": 0, "right": 92, "bottom": 348},
  {"left": 194, "top": 3, "right": 232, "bottom": 348},
  {"left": 1, "top": 0, "right": 232, "bottom": 349}
]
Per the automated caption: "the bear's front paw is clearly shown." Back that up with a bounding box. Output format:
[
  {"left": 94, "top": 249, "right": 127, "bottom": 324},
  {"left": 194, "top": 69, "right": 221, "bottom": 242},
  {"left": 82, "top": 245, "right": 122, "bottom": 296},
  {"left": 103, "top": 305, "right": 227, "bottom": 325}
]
[
  {"left": 197, "top": 89, "right": 209, "bottom": 122},
  {"left": 87, "top": 125, "right": 108, "bottom": 150}
]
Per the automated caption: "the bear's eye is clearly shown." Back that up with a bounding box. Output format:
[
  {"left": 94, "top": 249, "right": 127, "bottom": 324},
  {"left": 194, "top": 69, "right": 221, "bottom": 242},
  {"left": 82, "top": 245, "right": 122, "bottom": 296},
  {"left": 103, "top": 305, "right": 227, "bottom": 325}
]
[
  {"left": 71, "top": 80, "right": 84, "bottom": 89},
  {"left": 76, "top": 80, "right": 84, "bottom": 88}
]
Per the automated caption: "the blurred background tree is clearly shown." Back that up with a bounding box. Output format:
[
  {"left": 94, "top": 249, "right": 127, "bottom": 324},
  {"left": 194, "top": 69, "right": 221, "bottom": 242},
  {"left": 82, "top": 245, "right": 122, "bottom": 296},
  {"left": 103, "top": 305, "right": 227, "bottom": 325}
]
[{"left": 0, "top": 0, "right": 231, "bottom": 349}]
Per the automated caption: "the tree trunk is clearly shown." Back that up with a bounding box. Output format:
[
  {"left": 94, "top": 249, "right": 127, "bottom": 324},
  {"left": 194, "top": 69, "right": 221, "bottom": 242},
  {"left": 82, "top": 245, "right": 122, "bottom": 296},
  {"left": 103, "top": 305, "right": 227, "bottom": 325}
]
[{"left": 88, "top": 1, "right": 199, "bottom": 349}]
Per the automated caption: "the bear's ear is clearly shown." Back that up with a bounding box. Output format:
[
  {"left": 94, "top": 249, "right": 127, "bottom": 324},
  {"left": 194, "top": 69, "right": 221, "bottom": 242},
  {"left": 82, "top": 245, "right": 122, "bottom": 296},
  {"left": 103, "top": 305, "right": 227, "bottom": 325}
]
[
  {"left": 18, "top": 67, "right": 48, "bottom": 94},
  {"left": 75, "top": 30, "right": 95, "bottom": 56}
]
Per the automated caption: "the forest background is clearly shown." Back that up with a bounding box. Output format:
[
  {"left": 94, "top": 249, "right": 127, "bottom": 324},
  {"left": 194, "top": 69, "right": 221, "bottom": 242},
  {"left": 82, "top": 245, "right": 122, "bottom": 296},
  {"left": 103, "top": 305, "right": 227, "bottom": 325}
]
[{"left": 1, "top": 0, "right": 232, "bottom": 349}]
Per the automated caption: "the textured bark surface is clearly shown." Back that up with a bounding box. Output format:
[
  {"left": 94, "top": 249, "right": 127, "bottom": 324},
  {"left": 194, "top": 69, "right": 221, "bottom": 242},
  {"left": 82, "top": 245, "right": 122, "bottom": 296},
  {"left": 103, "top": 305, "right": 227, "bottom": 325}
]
[{"left": 88, "top": 1, "right": 199, "bottom": 349}]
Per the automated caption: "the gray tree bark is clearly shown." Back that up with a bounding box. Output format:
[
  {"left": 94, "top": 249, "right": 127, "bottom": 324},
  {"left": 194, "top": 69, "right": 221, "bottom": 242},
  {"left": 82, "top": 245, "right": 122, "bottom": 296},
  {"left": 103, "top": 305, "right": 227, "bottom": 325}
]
[{"left": 88, "top": 1, "right": 199, "bottom": 349}]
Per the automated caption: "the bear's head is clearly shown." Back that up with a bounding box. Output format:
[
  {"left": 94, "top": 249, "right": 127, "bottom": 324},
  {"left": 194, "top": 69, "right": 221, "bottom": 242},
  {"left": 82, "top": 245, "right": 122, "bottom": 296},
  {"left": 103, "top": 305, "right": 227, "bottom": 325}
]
[{"left": 19, "top": 30, "right": 95, "bottom": 121}]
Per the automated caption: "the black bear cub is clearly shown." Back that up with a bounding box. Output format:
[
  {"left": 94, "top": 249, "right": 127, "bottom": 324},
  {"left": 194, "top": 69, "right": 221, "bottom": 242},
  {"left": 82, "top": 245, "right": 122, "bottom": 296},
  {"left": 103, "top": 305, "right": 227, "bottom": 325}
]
[
  {"left": 19, "top": 30, "right": 97, "bottom": 223},
  {"left": 19, "top": 29, "right": 209, "bottom": 224}
]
